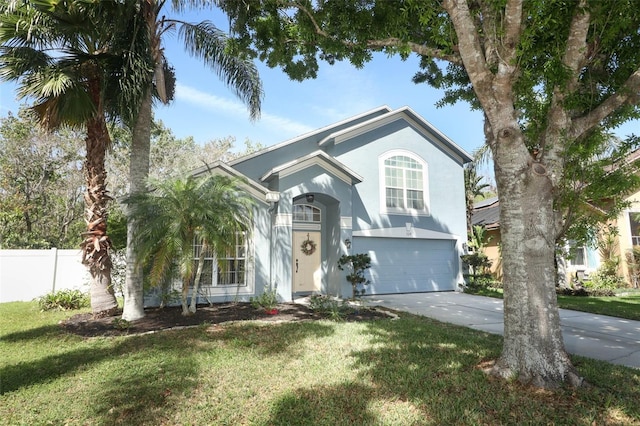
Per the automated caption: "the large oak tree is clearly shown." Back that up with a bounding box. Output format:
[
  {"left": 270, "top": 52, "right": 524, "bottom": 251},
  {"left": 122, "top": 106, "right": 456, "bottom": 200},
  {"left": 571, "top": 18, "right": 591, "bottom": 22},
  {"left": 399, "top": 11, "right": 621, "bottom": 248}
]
[{"left": 218, "top": 0, "right": 640, "bottom": 388}]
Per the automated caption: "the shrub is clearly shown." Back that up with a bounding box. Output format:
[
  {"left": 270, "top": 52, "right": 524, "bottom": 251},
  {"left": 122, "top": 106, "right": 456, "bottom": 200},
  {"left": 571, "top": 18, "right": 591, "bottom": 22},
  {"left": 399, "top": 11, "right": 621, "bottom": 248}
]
[
  {"left": 37, "top": 289, "right": 89, "bottom": 311},
  {"left": 461, "top": 273, "right": 499, "bottom": 293},
  {"left": 250, "top": 286, "right": 278, "bottom": 310},
  {"left": 308, "top": 295, "right": 354, "bottom": 321},
  {"left": 337, "top": 253, "right": 371, "bottom": 298},
  {"left": 556, "top": 287, "right": 616, "bottom": 297},
  {"left": 584, "top": 269, "right": 625, "bottom": 291}
]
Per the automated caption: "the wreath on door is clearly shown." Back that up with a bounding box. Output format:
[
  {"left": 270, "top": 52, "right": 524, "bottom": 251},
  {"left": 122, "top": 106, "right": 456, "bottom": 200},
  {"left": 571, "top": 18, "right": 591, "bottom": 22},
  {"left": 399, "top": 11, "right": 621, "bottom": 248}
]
[{"left": 300, "top": 234, "right": 317, "bottom": 256}]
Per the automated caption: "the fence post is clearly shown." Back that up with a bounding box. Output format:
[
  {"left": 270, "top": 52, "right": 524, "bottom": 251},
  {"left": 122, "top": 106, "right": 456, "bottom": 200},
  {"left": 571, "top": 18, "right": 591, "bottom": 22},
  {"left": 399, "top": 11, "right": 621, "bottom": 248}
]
[{"left": 51, "top": 247, "right": 58, "bottom": 293}]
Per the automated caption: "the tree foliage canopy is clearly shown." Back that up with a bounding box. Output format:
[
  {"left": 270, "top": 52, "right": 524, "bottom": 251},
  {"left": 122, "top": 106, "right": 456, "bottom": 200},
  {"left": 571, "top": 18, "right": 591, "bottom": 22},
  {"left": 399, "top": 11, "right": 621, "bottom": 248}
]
[{"left": 216, "top": 0, "right": 640, "bottom": 388}]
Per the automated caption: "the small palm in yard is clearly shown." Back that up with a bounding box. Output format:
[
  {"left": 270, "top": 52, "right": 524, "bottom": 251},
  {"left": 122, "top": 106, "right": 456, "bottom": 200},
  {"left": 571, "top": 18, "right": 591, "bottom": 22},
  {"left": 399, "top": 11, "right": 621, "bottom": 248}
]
[{"left": 125, "top": 173, "right": 254, "bottom": 315}]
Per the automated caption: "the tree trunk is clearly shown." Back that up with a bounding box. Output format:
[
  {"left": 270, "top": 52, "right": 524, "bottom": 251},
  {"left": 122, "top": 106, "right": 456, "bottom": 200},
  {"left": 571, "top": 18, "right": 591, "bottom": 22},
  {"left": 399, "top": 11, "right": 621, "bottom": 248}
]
[
  {"left": 488, "top": 129, "right": 582, "bottom": 388},
  {"left": 82, "top": 114, "right": 118, "bottom": 316},
  {"left": 556, "top": 254, "right": 569, "bottom": 289},
  {"left": 181, "top": 275, "right": 191, "bottom": 316},
  {"left": 190, "top": 242, "right": 207, "bottom": 314},
  {"left": 122, "top": 88, "right": 152, "bottom": 321}
]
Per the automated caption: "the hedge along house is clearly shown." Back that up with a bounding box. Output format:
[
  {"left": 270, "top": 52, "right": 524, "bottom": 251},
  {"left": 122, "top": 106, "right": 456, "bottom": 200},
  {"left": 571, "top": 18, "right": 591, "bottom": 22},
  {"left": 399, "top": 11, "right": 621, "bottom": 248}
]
[{"left": 145, "top": 106, "right": 472, "bottom": 306}]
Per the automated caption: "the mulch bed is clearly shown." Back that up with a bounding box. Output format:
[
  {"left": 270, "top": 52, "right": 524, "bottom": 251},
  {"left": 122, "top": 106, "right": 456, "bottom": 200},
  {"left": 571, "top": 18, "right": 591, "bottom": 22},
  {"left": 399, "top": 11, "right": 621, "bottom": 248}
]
[{"left": 60, "top": 302, "right": 393, "bottom": 338}]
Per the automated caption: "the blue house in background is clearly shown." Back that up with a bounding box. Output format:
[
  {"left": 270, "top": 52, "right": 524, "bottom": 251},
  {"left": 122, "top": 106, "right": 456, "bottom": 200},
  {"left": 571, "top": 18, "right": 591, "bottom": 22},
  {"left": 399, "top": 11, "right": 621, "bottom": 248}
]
[{"left": 146, "top": 106, "right": 473, "bottom": 305}]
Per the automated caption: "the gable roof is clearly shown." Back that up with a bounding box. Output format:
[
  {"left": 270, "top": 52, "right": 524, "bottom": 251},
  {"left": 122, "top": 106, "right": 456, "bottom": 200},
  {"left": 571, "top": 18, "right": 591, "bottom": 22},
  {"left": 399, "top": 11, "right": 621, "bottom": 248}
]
[
  {"left": 472, "top": 196, "right": 500, "bottom": 230},
  {"left": 228, "top": 106, "right": 393, "bottom": 167},
  {"left": 191, "top": 161, "right": 277, "bottom": 204},
  {"left": 318, "top": 106, "right": 473, "bottom": 164},
  {"left": 260, "top": 150, "right": 364, "bottom": 185}
]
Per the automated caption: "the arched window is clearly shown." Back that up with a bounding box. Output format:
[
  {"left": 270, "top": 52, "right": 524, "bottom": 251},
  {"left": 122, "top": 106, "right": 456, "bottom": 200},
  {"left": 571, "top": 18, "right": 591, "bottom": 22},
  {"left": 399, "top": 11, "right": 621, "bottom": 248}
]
[
  {"left": 293, "top": 204, "right": 321, "bottom": 223},
  {"left": 380, "top": 151, "right": 429, "bottom": 215}
]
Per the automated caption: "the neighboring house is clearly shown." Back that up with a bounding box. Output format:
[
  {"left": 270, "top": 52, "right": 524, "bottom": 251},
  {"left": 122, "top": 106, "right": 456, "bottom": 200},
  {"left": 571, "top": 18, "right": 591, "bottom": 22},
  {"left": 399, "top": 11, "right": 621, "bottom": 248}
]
[
  {"left": 471, "top": 197, "right": 601, "bottom": 283},
  {"left": 470, "top": 196, "right": 502, "bottom": 279},
  {"left": 146, "top": 106, "right": 472, "bottom": 306},
  {"left": 612, "top": 187, "right": 640, "bottom": 286}
]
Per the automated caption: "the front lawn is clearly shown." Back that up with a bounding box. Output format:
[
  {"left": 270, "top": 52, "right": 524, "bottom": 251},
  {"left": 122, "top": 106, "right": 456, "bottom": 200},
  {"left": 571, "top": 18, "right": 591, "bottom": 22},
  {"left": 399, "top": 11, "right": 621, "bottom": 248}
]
[
  {"left": 470, "top": 287, "right": 640, "bottom": 321},
  {"left": 1, "top": 301, "right": 640, "bottom": 425}
]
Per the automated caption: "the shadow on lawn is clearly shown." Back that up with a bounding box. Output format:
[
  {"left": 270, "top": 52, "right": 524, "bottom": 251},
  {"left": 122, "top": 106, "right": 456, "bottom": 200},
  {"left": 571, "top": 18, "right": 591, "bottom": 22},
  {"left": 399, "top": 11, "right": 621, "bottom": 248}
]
[
  {"left": 268, "top": 383, "right": 379, "bottom": 425},
  {"left": 211, "top": 321, "right": 337, "bottom": 356},
  {"left": 1, "top": 324, "right": 65, "bottom": 342},
  {"left": 264, "top": 314, "right": 640, "bottom": 425},
  {"left": 1, "top": 343, "right": 119, "bottom": 394}
]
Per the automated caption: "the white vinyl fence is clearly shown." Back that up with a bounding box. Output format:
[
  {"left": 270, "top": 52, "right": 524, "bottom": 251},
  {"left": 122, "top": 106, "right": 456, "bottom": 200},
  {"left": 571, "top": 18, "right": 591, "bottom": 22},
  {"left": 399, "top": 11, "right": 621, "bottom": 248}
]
[{"left": 0, "top": 249, "right": 90, "bottom": 303}]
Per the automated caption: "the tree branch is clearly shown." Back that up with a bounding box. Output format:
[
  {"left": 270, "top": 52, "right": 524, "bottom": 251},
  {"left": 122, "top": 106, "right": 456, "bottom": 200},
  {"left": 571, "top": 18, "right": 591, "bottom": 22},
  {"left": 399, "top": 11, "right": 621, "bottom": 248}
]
[
  {"left": 561, "top": 0, "right": 590, "bottom": 92},
  {"left": 570, "top": 66, "right": 640, "bottom": 139},
  {"left": 365, "top": 38, "right": 462, "bottom": 65},
  {"left": 291, "top": 1, "right": 463, "bottom": 65},
  {"left": 500, "top": 0, "right": 523, "bottom": 68},
  {"left": 442, "top": 0, "right": 495, "bottom": 111},
  {"left": 542, "top": 0, "right": 590, "bottom": 156}
]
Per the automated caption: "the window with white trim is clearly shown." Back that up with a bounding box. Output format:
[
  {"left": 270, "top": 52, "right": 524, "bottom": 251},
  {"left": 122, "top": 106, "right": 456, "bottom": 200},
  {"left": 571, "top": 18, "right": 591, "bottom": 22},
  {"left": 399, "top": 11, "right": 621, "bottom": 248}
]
[
  {"left": 629, "top": 212, "right": 640, "bottom": 246},
  {"left": 380, "top": 151, "right": 429, "bottom": 214},
  {"left": 194, "top": 233, "right": 247, "bottom": 286},
  {"left": 568, "top": 242, "right": 587, "bottom": 268},
  {"left": 293, "top": 204, "right": 321, "bottom": 223}
]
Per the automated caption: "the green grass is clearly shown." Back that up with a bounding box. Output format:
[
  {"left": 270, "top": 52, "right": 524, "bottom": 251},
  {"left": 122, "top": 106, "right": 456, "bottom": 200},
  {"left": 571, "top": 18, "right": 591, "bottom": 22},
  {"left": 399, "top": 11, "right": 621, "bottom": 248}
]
[
  {"left": 557, "top": 293, "right": 640, "bottom": 320},
  {"left": 470, "top": 287, "right": 640, "bottom": 321},
  {"left": 2, "top": 302, "right": 640, "bottom": 425}
]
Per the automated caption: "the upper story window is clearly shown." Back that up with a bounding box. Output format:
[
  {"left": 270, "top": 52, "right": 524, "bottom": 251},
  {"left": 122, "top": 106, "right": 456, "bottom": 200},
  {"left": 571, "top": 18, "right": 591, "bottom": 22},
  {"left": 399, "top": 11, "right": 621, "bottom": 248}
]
[
  {"left": 380, "top": 151, "right": 429, "bottom": 215},
  {"left": 293, "top": 204, "right": 321, "bottom": 223}
]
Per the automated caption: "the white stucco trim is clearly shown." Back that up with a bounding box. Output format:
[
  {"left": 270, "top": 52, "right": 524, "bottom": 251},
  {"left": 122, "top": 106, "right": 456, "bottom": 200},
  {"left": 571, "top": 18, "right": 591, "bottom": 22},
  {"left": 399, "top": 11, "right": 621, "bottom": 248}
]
[
  {"left": 260, "top": 150, "right": 364, "bottom": 185},
  {"left": 190, "top": 161, "right": 271, "bottom": 204},
  {"left": 275, "top": 213, "right": 292, "bottom": 227},
  {"left": 227, "top": 106, "right": 392, "bottom": 166},
  {"left": 352, "top": 227, "right": 459, "bottom": 240},
  {"left": 340, "top": 216, "right": 353, "bottom": 229},
  {"left": 318, "top": 106, "right": 473, "bottom": 164}
]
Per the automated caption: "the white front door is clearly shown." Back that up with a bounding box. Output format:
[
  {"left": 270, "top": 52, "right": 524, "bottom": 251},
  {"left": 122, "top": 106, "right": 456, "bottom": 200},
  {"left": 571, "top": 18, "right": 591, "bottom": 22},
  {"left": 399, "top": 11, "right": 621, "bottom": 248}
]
[{"left": 293, "top": 231, "right": 322, "bottom": 292}]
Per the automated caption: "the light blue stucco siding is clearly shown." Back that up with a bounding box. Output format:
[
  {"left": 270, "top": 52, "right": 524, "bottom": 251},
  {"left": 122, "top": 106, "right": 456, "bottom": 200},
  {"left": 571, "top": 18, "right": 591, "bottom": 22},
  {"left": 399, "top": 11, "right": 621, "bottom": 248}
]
[
  {"left": 332, "top": 119, "right": 467, "bottom": 237},
  {"left": 330, "top": 119, "right": 467, "bottom": 294},
  {"left": 273, "top": 165, "right": 355, "bottom": 298}
]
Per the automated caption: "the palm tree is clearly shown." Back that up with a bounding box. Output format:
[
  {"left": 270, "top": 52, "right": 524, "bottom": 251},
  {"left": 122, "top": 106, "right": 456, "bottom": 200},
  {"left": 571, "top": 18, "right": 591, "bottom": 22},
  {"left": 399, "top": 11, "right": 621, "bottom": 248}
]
[
  {"left": 0, "top": 0, "right": 152, "bottom": 315},
  {"left": 121, "top": 0, "right": 263, "bottom": 321},
  {"left": 124, "top": 173, "right": 254, "bottom": 315},
  {"left": 464, "top": 162, "right": 490, "bottom": 236}
]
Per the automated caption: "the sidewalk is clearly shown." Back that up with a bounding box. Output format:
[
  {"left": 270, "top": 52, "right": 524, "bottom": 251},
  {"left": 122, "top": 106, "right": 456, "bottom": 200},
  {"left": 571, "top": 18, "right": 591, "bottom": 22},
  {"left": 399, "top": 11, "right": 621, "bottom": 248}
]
[{"left": 363, "top": 291, "right": 640, "bottom": 369}]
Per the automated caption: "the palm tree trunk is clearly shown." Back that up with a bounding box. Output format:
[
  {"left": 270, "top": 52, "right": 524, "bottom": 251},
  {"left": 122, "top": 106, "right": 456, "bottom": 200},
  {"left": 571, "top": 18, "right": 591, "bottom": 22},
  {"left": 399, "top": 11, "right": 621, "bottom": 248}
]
[
  {"left": 122, "top": 88, "right": 152, "bottom": 321},
  {"left": 81, "top": 114, "right": 118, "bottom": 316},
  {"left": 190, "top": 243, "right": 207, "bottom": 313},
  {"left": 181, "top": 275, "right": 191, "bottom": 316}
]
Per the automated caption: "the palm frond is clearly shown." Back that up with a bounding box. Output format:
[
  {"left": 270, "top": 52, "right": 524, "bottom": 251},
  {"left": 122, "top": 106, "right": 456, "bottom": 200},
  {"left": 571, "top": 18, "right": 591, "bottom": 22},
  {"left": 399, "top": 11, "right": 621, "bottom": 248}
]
[{"left": 177, "top": 20, "right": 263, "bottom": 120}]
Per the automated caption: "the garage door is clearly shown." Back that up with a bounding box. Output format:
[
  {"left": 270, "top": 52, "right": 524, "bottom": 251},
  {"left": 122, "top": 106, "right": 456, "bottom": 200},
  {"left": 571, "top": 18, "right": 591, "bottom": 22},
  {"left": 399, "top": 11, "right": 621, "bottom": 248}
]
[{"left": 356, "top": 237, "right": 457, "bottom": 294}]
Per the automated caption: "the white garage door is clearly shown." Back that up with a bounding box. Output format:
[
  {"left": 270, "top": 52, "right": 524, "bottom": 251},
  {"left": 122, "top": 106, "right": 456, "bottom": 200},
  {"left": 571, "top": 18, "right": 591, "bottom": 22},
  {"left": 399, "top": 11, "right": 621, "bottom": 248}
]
[{"left": 357, "top": 237, "right": 457, "bottom": 294}]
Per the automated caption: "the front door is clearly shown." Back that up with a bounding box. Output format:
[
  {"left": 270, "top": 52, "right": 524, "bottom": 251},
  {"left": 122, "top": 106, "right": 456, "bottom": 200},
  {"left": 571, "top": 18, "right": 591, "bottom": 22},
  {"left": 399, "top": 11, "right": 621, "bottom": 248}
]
[{"left": 293, "top": 231, "right": 321, "bottom": 292}]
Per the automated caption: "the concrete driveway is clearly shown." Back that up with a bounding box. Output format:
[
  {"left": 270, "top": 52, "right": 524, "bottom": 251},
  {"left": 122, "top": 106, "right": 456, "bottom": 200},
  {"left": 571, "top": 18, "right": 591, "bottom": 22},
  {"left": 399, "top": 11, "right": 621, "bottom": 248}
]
[{"left": 364, "top": 291, "right": 640, "bottom": 369}]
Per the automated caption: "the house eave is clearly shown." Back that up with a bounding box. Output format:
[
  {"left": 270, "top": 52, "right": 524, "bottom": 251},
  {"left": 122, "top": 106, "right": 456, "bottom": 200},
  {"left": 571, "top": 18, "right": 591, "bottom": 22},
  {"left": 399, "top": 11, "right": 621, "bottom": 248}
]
[
  {"left": 228, "top": 105, "right": 393, "bottom": 167},
  {"left": 191, "top": 161, "right": 272, "bottom": 204},
  {"left": 318, "top": 106, "right": 473, "bottom": 164},
  {"left": 260, "top": 150, "right": 364, "bottom": 185}
]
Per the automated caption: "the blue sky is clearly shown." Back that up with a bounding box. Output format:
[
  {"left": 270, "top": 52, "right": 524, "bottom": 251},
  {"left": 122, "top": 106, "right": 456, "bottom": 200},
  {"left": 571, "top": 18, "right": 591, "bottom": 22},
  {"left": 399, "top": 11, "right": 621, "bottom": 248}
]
[{"left": 1, "top": 8, "right": 638, "bottom": 175}]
